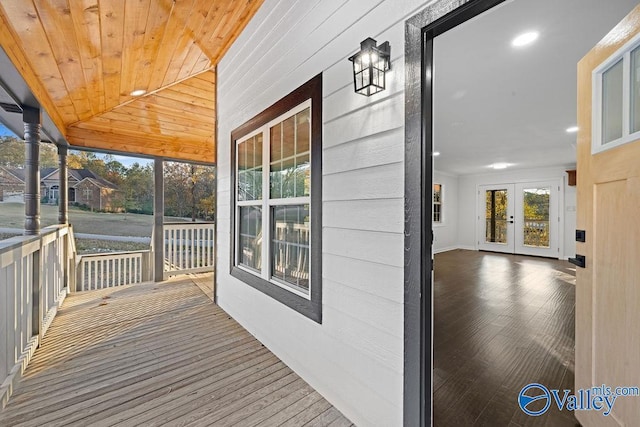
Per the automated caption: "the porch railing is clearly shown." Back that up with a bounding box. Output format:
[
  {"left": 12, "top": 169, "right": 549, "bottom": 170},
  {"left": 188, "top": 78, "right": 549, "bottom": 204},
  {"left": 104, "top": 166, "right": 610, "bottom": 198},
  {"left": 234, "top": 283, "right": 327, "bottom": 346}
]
[
  {"left": 162, "top": 222, "right": 215, "bottom": 279},
  {"left": 0, "top": 224, "right": 74, "bottom": 407},
  {"left": 76, "top": 250, "right": 152, "bottom": 291}
]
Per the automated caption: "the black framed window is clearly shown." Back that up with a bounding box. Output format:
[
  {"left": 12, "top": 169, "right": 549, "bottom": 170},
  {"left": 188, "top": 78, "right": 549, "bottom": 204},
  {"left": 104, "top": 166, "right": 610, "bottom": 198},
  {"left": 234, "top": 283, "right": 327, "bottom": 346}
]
[{"left": 230, "top": 74, "right": 322, "bottom": 322}]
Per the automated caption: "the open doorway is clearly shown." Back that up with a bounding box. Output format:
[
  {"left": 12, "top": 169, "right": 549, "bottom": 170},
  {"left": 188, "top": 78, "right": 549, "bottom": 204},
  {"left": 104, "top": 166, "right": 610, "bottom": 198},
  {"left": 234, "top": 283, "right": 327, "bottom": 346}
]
[{"left": 405, "top": 0, "right": 638, "bottom": 424}]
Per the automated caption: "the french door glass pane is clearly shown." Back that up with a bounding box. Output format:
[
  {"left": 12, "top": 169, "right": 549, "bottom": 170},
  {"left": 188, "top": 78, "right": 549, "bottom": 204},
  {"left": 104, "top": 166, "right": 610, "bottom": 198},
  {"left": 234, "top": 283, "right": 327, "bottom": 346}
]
[
  {"left": 485, "top": 189, "right": 507, "bottom": 244},
  {"left": 631, "top": 46, "right": 640, "bottom": 134},
  {"left": 271, "top": 204, "right": 310, "bottom": 293},
  {"left": 602, "top": 59, "right": 624, "bottom": 144},
  {"left": 522, "top": 187, "right": 550, "bottom": 248},
  {"left": 237, "top": 135, "right": 263, "bottom": 201},
  {"left": 238, "top": 206, "right": 262, "bottom": 271}
]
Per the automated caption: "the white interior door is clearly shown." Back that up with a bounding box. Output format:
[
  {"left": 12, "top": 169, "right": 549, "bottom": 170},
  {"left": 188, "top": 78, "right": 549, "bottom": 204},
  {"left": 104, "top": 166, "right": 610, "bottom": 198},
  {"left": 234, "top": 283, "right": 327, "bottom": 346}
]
[
  {"left": 514, "top": 181, "right": 560, "bottom": 258},
  {"left": 478, "top": 184, "right": 515, "bottom": 253}
]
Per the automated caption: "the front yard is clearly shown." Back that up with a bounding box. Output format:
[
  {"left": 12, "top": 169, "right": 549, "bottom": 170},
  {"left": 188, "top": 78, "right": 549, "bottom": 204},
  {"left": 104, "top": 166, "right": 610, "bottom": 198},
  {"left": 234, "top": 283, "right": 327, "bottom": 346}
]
[{"left": 0, "top": 203, "right": 201, "bottom": 254}]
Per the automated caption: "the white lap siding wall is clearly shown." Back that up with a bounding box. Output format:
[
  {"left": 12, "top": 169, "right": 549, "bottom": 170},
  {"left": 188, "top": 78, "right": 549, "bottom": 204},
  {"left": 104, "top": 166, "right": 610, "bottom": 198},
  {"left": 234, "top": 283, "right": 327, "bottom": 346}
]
[{"left": 216, "top": 1, "right": 438, "bottom": 425}]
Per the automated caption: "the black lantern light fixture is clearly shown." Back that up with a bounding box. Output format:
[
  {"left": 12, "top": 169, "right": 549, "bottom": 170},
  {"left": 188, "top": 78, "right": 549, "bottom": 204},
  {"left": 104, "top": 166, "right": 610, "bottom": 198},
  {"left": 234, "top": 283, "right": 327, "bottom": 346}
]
[{"left": 348, "top": 37, "right": 391, "bottom": 96}]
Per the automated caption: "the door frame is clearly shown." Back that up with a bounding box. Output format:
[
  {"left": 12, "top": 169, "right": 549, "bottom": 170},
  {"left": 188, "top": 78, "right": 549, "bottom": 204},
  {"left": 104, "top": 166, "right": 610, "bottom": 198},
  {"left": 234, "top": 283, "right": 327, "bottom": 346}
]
[{"left": 403, "top": 0, "right": 507, "bottom": 425}]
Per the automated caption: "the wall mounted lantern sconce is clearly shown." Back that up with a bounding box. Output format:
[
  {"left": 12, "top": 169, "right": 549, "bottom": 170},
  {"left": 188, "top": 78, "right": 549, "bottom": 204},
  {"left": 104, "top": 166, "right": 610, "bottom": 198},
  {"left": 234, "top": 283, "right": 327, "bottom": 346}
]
[{"left": 348, "top": 37, "right": 391, "bottom": 96}]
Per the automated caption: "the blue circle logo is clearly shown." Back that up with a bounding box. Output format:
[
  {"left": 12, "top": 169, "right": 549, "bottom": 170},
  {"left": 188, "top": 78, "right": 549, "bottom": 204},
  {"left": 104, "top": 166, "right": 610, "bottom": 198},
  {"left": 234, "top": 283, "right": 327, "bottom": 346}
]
[{"left": 518, "top": 383, "right": 551, "bottom": 416}]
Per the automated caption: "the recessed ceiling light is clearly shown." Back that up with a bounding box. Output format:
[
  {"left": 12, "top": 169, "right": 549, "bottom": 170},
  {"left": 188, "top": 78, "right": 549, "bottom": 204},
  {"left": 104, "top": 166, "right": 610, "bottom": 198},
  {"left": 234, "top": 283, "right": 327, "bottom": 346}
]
[
  {"left": 130, "top": 89, "right": 147, "bottom": 97},
  {"left": 512, "top": 31, "right": 539, "bottom": 48},
  {"left": 433, "top": 151, "right": 441, "bottom": 156},
  {"left": 491, "top": 163, "right": 510, "bottom": 170},
  {"left": 566, "top": 126, "right": 579, "bottom": 133}
]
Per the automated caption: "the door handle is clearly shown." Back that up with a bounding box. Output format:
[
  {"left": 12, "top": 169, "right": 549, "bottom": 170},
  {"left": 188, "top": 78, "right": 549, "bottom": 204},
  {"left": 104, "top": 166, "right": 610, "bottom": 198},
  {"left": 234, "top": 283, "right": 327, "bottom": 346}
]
[{"left": 569, "top": 254, "right": 586, "bottom": 268}]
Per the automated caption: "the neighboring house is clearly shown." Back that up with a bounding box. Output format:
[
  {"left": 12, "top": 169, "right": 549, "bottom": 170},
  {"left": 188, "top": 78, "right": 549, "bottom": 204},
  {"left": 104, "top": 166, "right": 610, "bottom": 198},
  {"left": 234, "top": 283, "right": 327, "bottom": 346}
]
[
  {"left": 73, "top": 175, "right": 119, "bottom": 212},
  {"left": 0, "top": 165, "right": 24, "bottom": 201},
  {"left": 0, "top": 167, "right": 118, "bottom": 211},
  {"left": 42, "top": 168, "right": 119, "bottom": 211}
]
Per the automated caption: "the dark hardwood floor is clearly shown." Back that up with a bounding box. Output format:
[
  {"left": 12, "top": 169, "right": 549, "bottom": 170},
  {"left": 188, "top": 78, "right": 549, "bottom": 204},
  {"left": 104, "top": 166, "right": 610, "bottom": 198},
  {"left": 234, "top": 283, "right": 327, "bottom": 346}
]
[{"left": 433, "top": 250, "right": 578, "bottom": 427}]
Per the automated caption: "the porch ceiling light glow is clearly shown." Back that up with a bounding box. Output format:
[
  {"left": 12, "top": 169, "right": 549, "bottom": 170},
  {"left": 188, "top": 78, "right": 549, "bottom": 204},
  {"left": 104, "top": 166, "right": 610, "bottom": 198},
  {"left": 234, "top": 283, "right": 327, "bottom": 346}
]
[
  {"left": 433, "top": 151, "right": 441, "bottom": 156},
  {"left": 348, "top": 37, "right": 391, "bottom": 96},
  {"left": 566, "top": 126, "right": 579, "bottom": 133},
  {"left": 130, "top": 89, "right": 147, "bottom": 97},
  {"left": 511, "top": 31, "right": 539, "bottom": 47}
]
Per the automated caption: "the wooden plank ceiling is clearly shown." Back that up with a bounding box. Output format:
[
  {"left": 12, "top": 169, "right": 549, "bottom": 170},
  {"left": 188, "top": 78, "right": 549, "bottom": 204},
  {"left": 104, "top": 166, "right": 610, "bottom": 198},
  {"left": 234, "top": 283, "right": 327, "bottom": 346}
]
[{"left": 0, "top": 0, "right": 265, "bottom": 163}]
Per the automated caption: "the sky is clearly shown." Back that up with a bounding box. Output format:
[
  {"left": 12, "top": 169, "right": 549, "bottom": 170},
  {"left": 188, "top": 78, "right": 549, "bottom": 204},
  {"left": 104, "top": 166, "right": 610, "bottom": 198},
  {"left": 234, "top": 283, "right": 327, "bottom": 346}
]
[
  {"left": 0, "top": 123, "right": 14, "bottom": 137},
  {"left": 1, "top": 122, "right": 151, "bottom": 167}
]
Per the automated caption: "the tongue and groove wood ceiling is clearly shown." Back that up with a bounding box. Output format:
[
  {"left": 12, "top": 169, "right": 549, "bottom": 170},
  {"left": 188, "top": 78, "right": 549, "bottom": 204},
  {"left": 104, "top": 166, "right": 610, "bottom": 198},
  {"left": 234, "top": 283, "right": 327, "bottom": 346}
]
[{"left": 0, "top": 0, "right": 264, "bottom": 163}]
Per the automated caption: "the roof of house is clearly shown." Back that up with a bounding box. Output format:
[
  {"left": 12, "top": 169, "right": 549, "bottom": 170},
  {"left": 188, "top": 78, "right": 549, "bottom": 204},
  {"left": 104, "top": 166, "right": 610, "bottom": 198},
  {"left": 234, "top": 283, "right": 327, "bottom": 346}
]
[
  {"left": 77, "top": 175, "right": 118, "bottom": 190},
  {"left": 3, "top": 167, "right": 117, "bottom": 189},
  {"left": 2, "top": 166, "right": 25, "bottom": 182},
  {"left": 69, "top": 169, "right": 95, "bottom": 180}
]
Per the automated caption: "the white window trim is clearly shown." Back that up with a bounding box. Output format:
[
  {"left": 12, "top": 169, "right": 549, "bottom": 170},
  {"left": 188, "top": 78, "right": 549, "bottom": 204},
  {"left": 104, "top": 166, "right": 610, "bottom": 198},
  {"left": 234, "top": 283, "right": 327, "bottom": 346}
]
[
  {"left": 592, "top": 31, "right": 640, "bottom": 154},
  {"left": 235, "top": 99, "right": 312, "bottom": 300}
]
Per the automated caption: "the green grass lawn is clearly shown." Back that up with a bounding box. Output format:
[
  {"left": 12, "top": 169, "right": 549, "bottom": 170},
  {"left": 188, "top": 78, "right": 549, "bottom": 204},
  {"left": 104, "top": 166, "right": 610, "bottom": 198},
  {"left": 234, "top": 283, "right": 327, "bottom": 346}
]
[
  {"left": 0, "top": 203, "right": 153, "bottom": 236},
  {"left": 0, "top": 203, "right": 205, "bottom": 253}
]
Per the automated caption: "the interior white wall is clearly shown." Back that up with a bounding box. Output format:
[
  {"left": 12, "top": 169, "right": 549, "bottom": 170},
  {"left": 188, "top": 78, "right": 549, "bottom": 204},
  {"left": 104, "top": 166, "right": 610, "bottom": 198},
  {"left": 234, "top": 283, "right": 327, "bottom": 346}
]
[
  {"left": 455, "top": 166, "right": 576, "bottom": 258},
  {"left": 433, "top": 170, "right": 459, "bottom": 253},
  {"left": 215, "top": 1, "right": 439, "bottom": 425}
]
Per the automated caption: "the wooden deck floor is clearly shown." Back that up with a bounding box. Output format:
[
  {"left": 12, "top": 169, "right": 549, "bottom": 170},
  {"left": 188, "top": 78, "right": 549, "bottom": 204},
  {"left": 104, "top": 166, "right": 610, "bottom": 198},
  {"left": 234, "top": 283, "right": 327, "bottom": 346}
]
[{"left": 0, "top": 275, "right": 353, "bottom": 427}]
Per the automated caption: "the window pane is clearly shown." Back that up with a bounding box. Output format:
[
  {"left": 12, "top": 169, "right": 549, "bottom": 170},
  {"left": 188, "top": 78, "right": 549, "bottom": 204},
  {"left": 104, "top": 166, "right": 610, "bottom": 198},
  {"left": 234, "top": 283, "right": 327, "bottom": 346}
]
[
  {"left": 270, "top": 108, "right": 311, "bottom": 199},
  {"left": 296, "top": 108, "right": 310, "bottom": 153},
  {"left": 271, "top": 205, "right": 310, "bottom": 293},
  {"left": 239, "top": 206, "right": 262, "bottom": 271},
  {"left": 295, "top": 154, "right": 310, "bottom": 197},
  {"left": 522, "top": 187, "right": 550, "bottom": 248},
  {"left": 632, "top": 46, "right": 640, "bottom": 133},
  {"left": 433, "top": 183, "right": 442, "bottom": 223},
  {"left": 485, "top": 189, "right": 508, "bottom": 244},
  {"left": 602, "top": 59, "right": 624, "bottom": 144},
  {"left": 238, "top": 135, "right": 263, "bottom": 201}
]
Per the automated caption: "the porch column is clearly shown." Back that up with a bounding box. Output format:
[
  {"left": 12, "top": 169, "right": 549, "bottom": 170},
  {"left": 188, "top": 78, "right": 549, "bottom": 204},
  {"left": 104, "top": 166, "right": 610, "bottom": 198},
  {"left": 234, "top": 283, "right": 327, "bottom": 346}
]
[
  {"left": 153, "top": 157, "right": 164, "bottom": 282},
  {"left": 23, "top": 107, "right": 41, "bottom": 235},
  {"left": 58, "top": 145, "right": 68, "bottom": 224}
]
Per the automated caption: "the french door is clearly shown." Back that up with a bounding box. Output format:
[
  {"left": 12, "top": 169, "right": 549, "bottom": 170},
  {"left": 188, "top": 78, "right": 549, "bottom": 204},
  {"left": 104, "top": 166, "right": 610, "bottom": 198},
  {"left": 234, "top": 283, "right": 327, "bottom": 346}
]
[{"left": 478, "top": 181, "right": 560, "bottom": 257}]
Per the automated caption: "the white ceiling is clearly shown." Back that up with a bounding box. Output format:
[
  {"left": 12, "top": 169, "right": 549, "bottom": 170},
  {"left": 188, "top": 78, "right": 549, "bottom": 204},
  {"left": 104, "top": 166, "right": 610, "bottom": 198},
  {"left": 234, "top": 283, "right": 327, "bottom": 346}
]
[{"left": 433, "top": 0, "right": 639, "bottom": 175}]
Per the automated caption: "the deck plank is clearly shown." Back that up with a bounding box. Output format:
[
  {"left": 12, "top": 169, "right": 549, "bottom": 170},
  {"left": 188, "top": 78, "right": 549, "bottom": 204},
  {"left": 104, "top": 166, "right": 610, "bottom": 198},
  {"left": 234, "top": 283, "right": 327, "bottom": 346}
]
[{"left": 0, "top": 275, "right": 352, "bottom": 426}]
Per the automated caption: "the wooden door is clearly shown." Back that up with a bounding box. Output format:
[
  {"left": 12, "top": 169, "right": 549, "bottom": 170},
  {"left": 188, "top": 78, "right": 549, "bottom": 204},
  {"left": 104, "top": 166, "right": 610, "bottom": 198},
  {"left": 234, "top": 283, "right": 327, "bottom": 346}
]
[{"left": 576, "top": 5, "right": 640, "bottom": 426}]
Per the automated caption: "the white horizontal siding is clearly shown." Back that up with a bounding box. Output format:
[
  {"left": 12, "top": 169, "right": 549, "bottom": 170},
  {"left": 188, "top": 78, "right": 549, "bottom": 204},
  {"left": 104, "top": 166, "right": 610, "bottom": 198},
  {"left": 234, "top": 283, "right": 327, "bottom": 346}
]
[
  {"left": 323, "top": 198, "right": 403, "bottom": 233},
  {"left": 323, "top": 253, "right": 403, "bottom": 303},
  {"left": 323, "top": 127, "right": 404, "bottom": 175},
  {"left": 216, "top": 0, "right": 438, "bottom": 425},
  {"left": 324, "top": 163, "right": 404, "bottom": 202}
]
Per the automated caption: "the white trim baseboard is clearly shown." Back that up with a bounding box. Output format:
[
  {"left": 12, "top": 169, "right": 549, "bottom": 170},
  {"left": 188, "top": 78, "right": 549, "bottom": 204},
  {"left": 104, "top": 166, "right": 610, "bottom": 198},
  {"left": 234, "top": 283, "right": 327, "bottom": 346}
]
[{"left": 434, "top": 245, "right": 476, "bottom": 254}]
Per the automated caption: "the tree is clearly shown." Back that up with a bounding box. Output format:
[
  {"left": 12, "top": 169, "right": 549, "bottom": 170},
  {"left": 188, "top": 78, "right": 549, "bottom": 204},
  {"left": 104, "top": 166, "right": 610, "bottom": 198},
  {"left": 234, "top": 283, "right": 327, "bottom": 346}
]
[
  {"left": 0, "top": 136, "right": 58, "bottom": 168},
  {"left": 163, "top": 161, "right": 215, "bottom": 221},
  {"left": 120, "top": 163, "right": 154, "bottom": 214}
]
